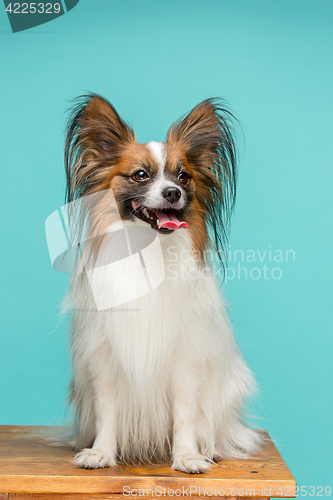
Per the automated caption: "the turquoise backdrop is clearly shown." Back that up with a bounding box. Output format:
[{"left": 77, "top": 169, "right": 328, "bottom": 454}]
[{"left": 1, "top": 0, "right": 332, "bottom": 489}]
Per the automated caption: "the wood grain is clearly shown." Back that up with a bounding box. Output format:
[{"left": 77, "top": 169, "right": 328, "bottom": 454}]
[
  {"left": 5, "top": 497, "right": 273, "bottom": 500},
  {"left": 0, "top": 427, "right": 296, "bottom": 497},
  {"left": 7, "top": 496, "right": 271, "bottom": 500}
]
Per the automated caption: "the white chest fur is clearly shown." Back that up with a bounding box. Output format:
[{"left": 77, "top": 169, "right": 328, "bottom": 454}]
[{"left": 68, "top": 223, "right": 260, "bottom": 467}]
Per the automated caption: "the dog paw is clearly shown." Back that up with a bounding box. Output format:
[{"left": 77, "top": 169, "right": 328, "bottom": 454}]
[
  {"left": 73, "top": 448, "right": 117, "bottom": 469},
  {"left": 172, "top": 454, "right": 211, "bottom": 474}
]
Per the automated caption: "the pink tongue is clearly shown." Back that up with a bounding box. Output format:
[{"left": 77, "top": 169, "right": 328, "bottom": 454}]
[{"left": 154, "top": 210, "right": 189, "bottom": 230}]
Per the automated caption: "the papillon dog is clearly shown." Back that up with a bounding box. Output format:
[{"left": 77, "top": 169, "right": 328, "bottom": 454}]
[{"left": 63, "top": 94, "right": 261, "bottom": 474}]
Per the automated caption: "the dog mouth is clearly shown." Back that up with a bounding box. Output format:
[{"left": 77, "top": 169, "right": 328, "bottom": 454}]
[{"left": 130, "top": 201, "right": 188, "bottom": 233}]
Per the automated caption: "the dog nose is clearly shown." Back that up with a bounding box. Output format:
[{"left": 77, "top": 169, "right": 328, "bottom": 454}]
[{"left": 162, "top": 187, "right": 181, "bottom": 203}]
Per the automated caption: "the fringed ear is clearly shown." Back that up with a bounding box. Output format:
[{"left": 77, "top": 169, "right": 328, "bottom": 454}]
[
  {"left": 167, "top": 98, "right": 238, "bottom": 266},
  {"left": 64, "top": 93, "right": 135, "bottom": 204}
]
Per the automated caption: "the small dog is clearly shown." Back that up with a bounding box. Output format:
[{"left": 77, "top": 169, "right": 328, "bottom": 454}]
[{"left": 63, "top": 94, "right": 261, "bottom": 473}]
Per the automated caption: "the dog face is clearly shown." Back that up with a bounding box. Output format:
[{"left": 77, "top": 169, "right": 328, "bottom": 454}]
[
  {"left": 108, "top": 140, "right": 194, "bottom": 233},
  {"left": 65, "top": 94, "right": 237, "bottom": 258}
]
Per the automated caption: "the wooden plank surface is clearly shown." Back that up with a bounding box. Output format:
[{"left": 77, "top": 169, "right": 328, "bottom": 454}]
[
  {"left": 0, "top": 426, "right": 296, "bottom": 496},
  {"left": 0, "top": 494, "right": 290, "bottom": 500},
  {"left": 0, "top": 495, "right": 275, "bottom": 500}
]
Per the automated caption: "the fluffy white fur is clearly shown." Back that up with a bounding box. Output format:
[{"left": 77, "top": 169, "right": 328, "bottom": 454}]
[{"left": 65, "top": 221, "right": 261, "bottom": 473}]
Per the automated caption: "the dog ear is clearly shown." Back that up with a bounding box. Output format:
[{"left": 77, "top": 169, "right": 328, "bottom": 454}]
[
  {"left": 65, "top": 93, "right": 134, "bottom": 203},
  {"left": 167, "top": 100, "right": 220, "bottom": 159},
  {"left": 167, "top": 98, "right": 236, "bottom": 169},
  {"left": 167, "top": 99, "right": 238, "bottom": 271}
]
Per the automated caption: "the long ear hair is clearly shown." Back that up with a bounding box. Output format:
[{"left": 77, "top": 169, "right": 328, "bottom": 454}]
[
  {"left": 64, "top": 93, "right": 134, "bottom": 205},
  {"left": 167, "top": 98, "right": 238, "bottom": 272},
  {"left": 63, "top": 94, "right": 134, "bottom": 259}
]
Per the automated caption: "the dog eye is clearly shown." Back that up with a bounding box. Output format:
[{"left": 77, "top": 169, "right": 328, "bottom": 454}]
[
  {"left": 178, "top": 172, "right": 189, "bottom": 183},
  {"left": 132, "top": 170, "right": 150, "bottom": 182}
]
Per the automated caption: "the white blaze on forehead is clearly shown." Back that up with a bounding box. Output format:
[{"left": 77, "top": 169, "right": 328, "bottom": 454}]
[
  {"left": 146, "top": 141, "right": 166, "bottom": 171},
  {"left": 144, "top": 141, "right": 186, "bottom": 210}
]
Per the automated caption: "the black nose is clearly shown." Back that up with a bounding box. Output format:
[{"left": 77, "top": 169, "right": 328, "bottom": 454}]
[{"left": 162, "top": 187, "right": 181, "bottom": 203}]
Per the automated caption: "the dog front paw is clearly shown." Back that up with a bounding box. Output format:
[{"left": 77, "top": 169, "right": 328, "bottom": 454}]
[
  {"left": 73, "top": 448, "right": 117, "bottom": 469},
  {"left": 172, "top": 454, "right": 211, "bottom": 474}
]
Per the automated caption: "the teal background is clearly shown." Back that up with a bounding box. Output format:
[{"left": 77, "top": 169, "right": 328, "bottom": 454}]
[{"left": 1, "top": 0, "right": 332, "bottom": 489}]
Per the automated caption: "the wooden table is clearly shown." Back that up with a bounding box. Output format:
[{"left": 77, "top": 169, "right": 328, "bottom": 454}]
[{"left": 0, "top": 426, "right": 296, "bottom": 500}]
